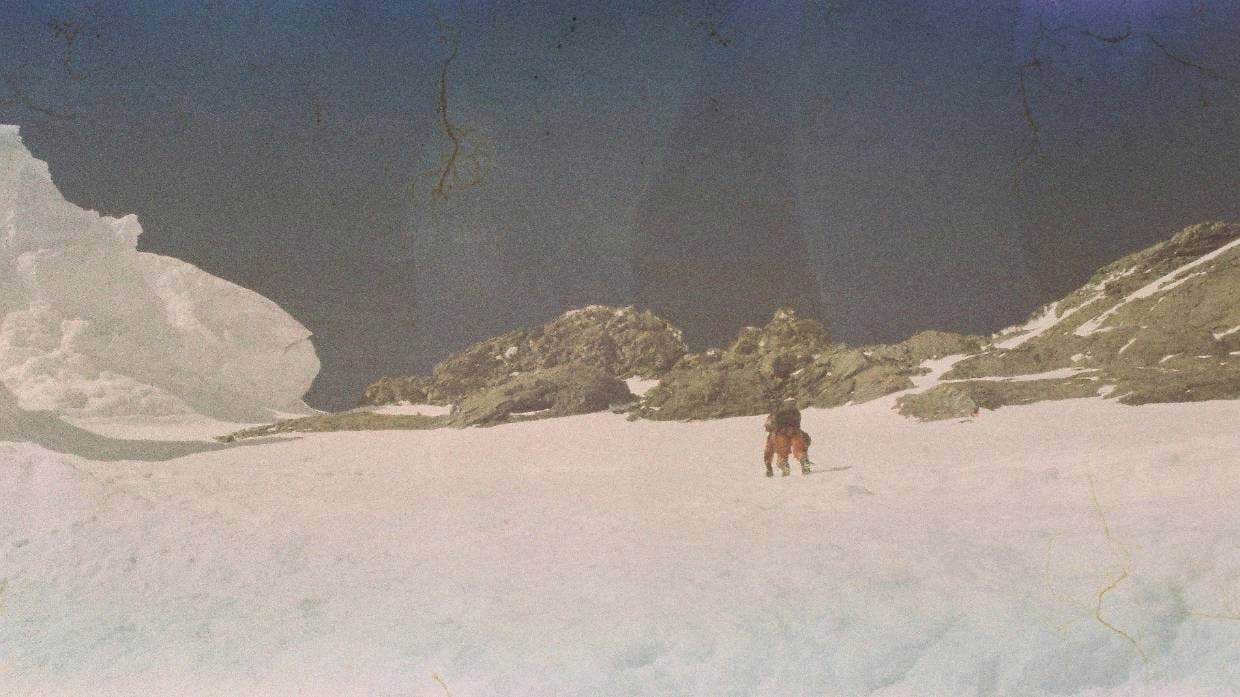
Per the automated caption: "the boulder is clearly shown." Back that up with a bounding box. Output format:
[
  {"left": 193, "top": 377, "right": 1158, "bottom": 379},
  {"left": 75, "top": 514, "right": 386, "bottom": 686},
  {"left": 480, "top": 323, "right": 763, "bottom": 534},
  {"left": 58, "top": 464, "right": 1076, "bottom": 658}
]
[
  {"left": 449, "top": 363, "right": 632, "bottom": 427},
  {"left": 896, "top": 385, "right": 979, "bottom": 421},
  {"left": 897, "top": 377, "right": 1100, "bottom": 420}
]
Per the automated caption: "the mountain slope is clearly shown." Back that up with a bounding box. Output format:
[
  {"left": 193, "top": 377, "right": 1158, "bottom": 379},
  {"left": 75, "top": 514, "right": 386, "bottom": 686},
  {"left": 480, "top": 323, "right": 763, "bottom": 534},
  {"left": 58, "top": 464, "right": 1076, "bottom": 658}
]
[{"left": 899, "top": 222, "right": 1240, "bottom": 419}]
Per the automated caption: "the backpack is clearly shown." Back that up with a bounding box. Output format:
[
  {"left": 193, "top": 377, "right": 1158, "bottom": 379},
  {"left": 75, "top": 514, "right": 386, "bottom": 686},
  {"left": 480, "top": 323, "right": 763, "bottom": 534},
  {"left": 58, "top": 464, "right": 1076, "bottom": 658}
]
[{"left": 771, "top": 403, "right": 801, "bottom": 430}]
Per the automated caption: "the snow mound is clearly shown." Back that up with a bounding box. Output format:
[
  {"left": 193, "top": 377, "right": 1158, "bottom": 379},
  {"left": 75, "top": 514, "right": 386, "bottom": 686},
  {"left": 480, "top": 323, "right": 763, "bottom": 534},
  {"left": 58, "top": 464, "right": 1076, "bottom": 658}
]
[
  {"left": 0, "top": 125, "right": 319, "bottom": 420},
  {"left": 624, "top": 375, "right": 660, "bottom": 397}
]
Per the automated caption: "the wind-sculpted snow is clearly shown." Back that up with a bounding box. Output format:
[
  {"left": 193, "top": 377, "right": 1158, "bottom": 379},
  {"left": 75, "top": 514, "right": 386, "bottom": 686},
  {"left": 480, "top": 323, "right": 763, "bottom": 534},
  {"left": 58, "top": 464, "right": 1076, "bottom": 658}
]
[
  {"left": 0, "top": 125, "right": 319, "bottom": 420},
  {"left": 3, "top": 396, "right": 1240, "bottom": 695}
]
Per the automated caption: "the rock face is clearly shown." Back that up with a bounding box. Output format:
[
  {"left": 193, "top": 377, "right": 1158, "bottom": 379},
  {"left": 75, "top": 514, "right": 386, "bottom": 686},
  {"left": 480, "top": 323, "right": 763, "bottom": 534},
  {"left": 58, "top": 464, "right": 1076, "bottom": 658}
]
[
  {"left": 0, "top": 125, "right": 320, "bottom": 420},
  {"left": 359, "top": 375, "right": 445, "bottom": 408},
  {"left": 635, "top": 307, "right": 831, "bottom": 420},
  {"left": 634, "top": 308, "right": 975, "bottom": 420},
  {"left": 449, "top": 363, "right": 633, "bottom": 427},
  {"left": 360, "top": 305, "right": 684, "bottom": 424},
  {"left": 362, "top": 303, "right": 985, "bottom": 426},
  {"left": 899, "top": 221, "right": 1240, "bottom": 419},
  {"left": 360, "top": 221, "right": 1239, "bottom": 428},
  {"left": 897, "top": 377, "right": 1100, "bottom": 421},
  {"left": 886, "top": 330, "right": 987, "bottom": 363}
]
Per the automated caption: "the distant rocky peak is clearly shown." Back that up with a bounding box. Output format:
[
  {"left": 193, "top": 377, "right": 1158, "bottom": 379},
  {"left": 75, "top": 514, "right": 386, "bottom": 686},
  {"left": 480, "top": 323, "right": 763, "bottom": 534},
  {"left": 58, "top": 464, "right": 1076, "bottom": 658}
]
[
  {"left": 363, "top": 304, "right": 688, "bottom": 407},
  {"left": 728, "top": 306, "right": 831, "bottom": 357},
  {"left": 937, "top": 220, "right": 1240, "bottom": 413}
]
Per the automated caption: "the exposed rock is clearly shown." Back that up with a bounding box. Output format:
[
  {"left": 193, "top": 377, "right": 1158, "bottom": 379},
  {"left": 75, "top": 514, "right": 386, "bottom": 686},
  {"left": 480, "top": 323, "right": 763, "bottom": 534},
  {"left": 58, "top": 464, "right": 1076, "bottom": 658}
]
[
  {"left": 893, "top": 330, "right": 987, "bottom": 362},
  {"left": 635, "top": 310, "right": 970, "bottom": 420},
  {"left": 727, "top": 307, "right": 832, "bottom": 356},
  {"left": 361, "top": 305, "right": 686, "bottom": 406},
  {"left": 897, "top": 377, "right": 1100, "bottom": 421},
  {"left": 1108, "top": 358, "right": 1240, "bottom": 406},
  {"left": 222, "top": 364, "right": 632, "bottom": 438},
  {"left": 636, "top": 308, "right": 832, "bottom": 420},
  {"left": 944, "top": 221, "right": 1240, "bottom": 407},
  {"left": 896, "top": 385, "right": 979, "bottom": 421},
  {"left": 359, "top": 375, "right": 447, "bottom": 407},
  {"left": 449, "top": 363, "right": 633, "bottom": 427},
  {"left": 218, "top": 411, "right": 446, "bottom": 443},
  {"left": 790, "top": 347, "right": 922, "bottom": 408},
  {"left": 638, "top": 361, "right": 776, "bottom": 420},
  {"left": 348, "top": 220, "right": 1238, "bottom": 431}
]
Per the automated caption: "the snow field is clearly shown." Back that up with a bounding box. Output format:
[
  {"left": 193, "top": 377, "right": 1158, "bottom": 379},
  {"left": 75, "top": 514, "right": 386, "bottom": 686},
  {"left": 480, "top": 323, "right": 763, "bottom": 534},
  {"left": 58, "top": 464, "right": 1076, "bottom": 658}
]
[{"left": 4, "top": 393, "right": 1240, "bottom": 695}]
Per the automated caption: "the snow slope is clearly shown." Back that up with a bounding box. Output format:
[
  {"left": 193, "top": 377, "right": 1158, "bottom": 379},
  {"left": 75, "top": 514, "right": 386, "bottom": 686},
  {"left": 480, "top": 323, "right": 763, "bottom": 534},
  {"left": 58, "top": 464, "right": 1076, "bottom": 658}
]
[
  {"left": 4, "top": 392, "right": 1240, "bottom": 696},
  {"left": 0, "top": 125, "right": 319, "bottom": 421}
]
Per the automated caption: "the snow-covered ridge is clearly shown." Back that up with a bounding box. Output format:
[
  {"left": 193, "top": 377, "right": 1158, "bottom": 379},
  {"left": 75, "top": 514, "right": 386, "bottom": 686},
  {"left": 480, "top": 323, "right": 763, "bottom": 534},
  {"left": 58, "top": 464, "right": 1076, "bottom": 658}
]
[{"left": 0, "top": 125, "right": 320, "bottom": 420}]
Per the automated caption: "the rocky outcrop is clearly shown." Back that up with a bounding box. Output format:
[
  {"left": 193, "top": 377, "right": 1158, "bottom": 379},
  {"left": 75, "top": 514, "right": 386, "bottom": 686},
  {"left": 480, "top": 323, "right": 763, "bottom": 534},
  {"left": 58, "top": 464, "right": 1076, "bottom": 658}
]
[
  {"left": 359, "top": 375, "right": 447, "bottom": 407},
  {"left": 635, "top": 308, "right": 829, "bottom": 420},
  {"left": 941, "top": 221, "right": 1239, "bottom": 408},
  {"left": 349, "top": 220, "right": 1238, "bottom": 430},
  {"left": 895, "top": 384, "right": 980, "bottom": 421},
  {"left": 221, "top": 362, "right": 632, "bottom": 438},
  {"left": 891, "top": 221, "right": 1240, "bottom": 420},
  {"left": 792, "top": 347, "right": 922, "bottom": 407},
  {"left": 360, "top": 305, "right": 686, "bottom": 411},
  {"left": 634, "top": 308, "right": 970, "bottom": 420},
  {"left": 449, "top": 363, "right": 632, "bottom": 427},
  {"left": 897, "top": 376, "right": 1100, "bottom": 421},
  {"left": 433, "top": 305, "right": 685, "bottom": 399},
  {"left": 885, "top": 330, "right": 987, "bottom": 363},
  {"left": 218, "top": 411, "right": 447, "bottom": 443},
  {"left": 358, "top": 306, "right": 679, "bottom": 425}
]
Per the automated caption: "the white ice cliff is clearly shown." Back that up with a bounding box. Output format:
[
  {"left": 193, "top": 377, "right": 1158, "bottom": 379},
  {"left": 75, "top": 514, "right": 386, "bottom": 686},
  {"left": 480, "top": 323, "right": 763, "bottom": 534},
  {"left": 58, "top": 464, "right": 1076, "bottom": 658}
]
[{"left": 0, "top": 125, "right": 319, "bottom": 420}]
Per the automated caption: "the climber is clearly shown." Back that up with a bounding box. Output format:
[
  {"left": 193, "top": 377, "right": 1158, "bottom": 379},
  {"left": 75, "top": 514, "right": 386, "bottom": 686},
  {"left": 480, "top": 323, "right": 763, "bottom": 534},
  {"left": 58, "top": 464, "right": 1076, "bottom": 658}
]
[{"left": 764, "top": 398, "right": 812, "bottom": 477}]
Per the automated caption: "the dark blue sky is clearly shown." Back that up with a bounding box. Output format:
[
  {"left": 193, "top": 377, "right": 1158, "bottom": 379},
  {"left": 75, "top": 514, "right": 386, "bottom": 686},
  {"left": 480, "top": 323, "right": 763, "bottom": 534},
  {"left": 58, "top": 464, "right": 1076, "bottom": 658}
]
[{"left": 3, "top": 0, "right": 1239, "bottom": 409}]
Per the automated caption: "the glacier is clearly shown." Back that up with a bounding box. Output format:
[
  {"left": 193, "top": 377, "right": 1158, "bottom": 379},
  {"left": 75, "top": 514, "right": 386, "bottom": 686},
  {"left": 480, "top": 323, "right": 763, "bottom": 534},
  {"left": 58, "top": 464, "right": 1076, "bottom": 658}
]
[{"left": 0, "top": 125, "right": 319, "bottom": 421}]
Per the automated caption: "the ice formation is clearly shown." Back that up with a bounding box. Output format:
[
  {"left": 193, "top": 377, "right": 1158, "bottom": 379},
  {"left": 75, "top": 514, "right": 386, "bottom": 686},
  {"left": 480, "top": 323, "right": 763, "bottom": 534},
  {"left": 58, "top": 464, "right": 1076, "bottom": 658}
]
[{"left": 0, "top": 125, "right": 319, "bottom": 420}]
